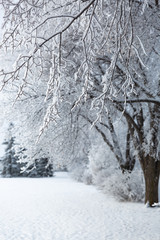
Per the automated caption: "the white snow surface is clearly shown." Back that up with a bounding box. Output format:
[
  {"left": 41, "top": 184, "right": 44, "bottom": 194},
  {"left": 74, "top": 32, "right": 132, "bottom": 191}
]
[{"left": 0, "top": 172, "right": 159, "bottom": 240}]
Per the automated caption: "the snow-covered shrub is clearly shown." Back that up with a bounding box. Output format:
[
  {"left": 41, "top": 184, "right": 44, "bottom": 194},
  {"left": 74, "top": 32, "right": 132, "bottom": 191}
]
[
  {"left": 92, "top": 164, "right": 145, "bottom": 202},
  {"left": 101, "top": 169, "right": 145, "bottom": 202},
  {"left": 88, "top": 137, "right": 145, "bottom": 202},
  {"left": 82, "top": 168, "right": 93, "bottom": 185},
  {"left": 69, "top": 165, "right": 85, "bottom": 182},
  {"left": 88, "top": 136, "right": 116, "bottom": 181},
  {"left": 68, "top": 157, "right": 88, "bottom": 182}
]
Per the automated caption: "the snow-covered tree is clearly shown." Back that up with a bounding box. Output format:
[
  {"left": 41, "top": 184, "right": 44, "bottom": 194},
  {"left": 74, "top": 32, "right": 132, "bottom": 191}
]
[
  {"left": 20, "top": 158, "right": 54, "bottom": 177},
  {"left": 0, "top": 0, "right": 159, "bottom": 206},
  {"left": 1, "top": 123, "right": 54, "bottom": 177},
  {"left": 1, "top": 123, "right": 21, "bottom": 177}
]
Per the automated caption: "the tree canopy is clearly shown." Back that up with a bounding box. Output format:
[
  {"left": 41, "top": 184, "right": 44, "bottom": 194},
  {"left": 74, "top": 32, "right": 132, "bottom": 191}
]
[{"left": 0, "top": 0, "right": 159, "bottom": 206}]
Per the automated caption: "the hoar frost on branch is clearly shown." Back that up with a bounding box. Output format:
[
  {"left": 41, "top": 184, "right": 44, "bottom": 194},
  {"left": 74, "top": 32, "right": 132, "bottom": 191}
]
[
  {"left": 1, "top": 0, "right": 158, "bottom": 129},
  {"left": 0, "top": 0, "right": 160, "bottom": 206}
]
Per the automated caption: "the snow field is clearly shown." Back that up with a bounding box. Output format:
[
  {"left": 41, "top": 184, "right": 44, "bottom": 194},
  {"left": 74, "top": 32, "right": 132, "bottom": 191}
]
[{"left": 0, "top": 172, "right": 159, "bottom": 240}]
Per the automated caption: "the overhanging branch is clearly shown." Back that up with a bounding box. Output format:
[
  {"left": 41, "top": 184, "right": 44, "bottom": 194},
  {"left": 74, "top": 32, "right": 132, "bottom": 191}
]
[{"left": 113, "top": 98, "right": 160, "bottom": 106}]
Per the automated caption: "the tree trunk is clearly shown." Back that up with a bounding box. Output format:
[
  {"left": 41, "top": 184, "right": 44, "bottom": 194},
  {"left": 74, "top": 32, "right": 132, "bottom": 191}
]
[{"left": 143, "top": 156, "right": 160, "bottom": 206}]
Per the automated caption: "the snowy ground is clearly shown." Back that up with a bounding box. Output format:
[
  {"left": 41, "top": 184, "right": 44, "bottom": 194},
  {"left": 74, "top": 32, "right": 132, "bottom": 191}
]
[{"left": 0, "top": 172, "right": 159, "bottom": 240}]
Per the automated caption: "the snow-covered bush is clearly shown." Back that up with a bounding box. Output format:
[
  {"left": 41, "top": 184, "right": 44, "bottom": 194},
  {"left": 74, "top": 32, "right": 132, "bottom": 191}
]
[
  {"left": 69, "top": 164, "right": 85, "bottom": 182},
  {"left": 68, "top": 157, "right": 88, "bottom": 182},
  {"left": 88, "top": 137, "right": 145, "bottom": 202},
  {"left": 67, "top": 154, "right": 92, "bottom": 184},
  {"left": 82, "top": 168, "right": 93, "bottom": 185},
  {"left": 100, "top": 169, "right": 144, "bottom": 202},
  {"left": 88, "top": 134, "right": 116, "bottom": 177}
]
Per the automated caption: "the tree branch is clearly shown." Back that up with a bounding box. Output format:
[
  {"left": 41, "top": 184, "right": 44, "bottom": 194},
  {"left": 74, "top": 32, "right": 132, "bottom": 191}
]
[{"left": 113, "top": 98, "right": 160, "bottom": 106}]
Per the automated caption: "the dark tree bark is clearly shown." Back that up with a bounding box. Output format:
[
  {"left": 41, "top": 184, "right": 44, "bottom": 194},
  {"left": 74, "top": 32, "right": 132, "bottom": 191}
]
[
  {"left": 116, "top": 102, "right": 160, "bottom": 206},
  {"left": 142, "top": 105, "right": 160, "bottom": 206},
  {"left": 142, "top": 156, "right": 160, "bottom": 206}
]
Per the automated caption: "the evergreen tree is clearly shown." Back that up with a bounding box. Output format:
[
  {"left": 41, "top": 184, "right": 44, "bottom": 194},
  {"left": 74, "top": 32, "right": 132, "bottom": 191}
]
[
  {"left": 1, "top": 124, "right": 54, "bottom": 177},
  {"left": 1, "top": 123, "right": 21, "bottom": 177},
  {"left": 24, "top": 158, "right": 53, "bottom": 178}
]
